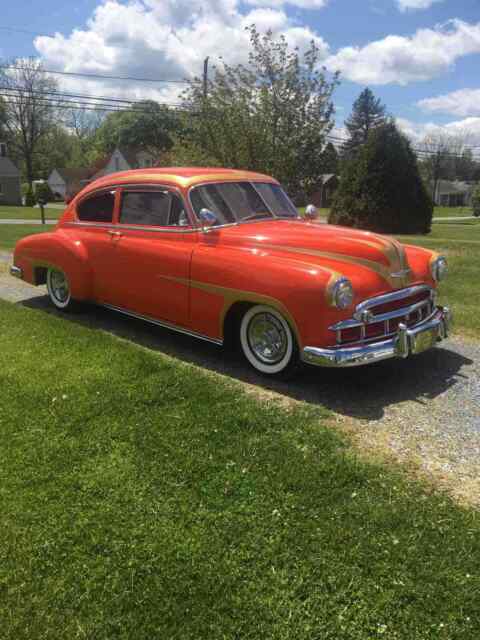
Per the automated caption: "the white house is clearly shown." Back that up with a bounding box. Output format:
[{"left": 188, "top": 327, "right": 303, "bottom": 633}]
[
  {"left": 91, "top": 147, "right": 156, "bottom": 180},
  {"left": 48, "top": 168, "right": 92, "bottom": 200}
]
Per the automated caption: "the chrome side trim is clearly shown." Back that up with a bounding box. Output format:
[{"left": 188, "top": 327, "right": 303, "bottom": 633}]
[
  {"left": 65, "top": 221, "right": 200, "bottom": 234},
  {"left": 100, "top": 303, "right": 223, "bottom": 346},
  {"left": 353, "top": 285, "right": 432, "bottom": 320},
  {"left": 303, "top": 306, "right": 451, "bottom": 368},
  {"left": 10, "top": 265, "right": 22, "bottom": 279}
]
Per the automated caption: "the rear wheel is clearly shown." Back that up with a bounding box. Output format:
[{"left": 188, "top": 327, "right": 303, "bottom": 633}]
[
  {"left": 46, "top": 268, "right": 79, "bottom": 311},
  {"left": 239, "top": 305, "right": 300, "bottom": 377}
]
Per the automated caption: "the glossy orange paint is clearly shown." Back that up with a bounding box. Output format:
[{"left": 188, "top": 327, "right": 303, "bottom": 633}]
[{"left": 12, "top": 167, "right": 439, "bottom": 350}]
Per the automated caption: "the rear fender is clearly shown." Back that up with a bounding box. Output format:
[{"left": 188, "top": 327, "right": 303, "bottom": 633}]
[{"left": 13, "top": 230, "right": 93, "bottom": 300}]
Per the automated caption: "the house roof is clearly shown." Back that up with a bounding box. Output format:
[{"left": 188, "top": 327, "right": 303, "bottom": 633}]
[
  {"left": 0, "top": 156, "right": 20, "bottom": 177},
  {"left": 320, "top": 174, "right": 336, "bottom": 184},
  {"left": 53, "top": 168, "right": 92, "bottom": 182}
]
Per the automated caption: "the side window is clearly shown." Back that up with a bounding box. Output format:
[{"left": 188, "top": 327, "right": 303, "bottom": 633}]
[
  {"left": 119, "top": 190, "right": 189, "bottom": 227},
  {"left": 77, "top": 191, "right": 115, "bottom": 223}
]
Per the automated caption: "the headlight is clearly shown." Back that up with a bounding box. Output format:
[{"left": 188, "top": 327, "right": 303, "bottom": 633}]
[
  {"left": 331, "top": 278, "right": 354, "bottom": 309},
  {"left": 430, "top": 256, "right": 448, "bottom": 282}
]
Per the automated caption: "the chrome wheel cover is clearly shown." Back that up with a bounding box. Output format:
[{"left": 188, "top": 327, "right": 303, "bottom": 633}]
[
  {"left": 49, "top": 270, "right": 70, "bottom": 304},
  {"left": 247, "top": 312, "right": 288, "bottom": 364}
]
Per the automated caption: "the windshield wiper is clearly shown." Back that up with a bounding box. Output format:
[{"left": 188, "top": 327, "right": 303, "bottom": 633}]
[{"left": 240, "top": 213, "right": 272, "bottom": 222}]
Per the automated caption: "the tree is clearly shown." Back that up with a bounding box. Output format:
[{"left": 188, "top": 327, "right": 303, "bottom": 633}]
[
  {"left": 0, "top": 58, "right": 59, "bottom": 186},
  {"left": 329, "top": 121, "right": 433, "bottom": 234},
  {"left": 417, "top": 132, "right": 465, "bottom": 201},
  {"left": 343, "top": 88, "right": 387, "bottom": 157},
  {"left": 320, "top": 142, "right": 338, "bottom": 174},
  {"left": 93, "top": 101, "right": 180, "bottom": 159},
  {"left": 180, "top": 26, "right": 339, "bottom": 194}
]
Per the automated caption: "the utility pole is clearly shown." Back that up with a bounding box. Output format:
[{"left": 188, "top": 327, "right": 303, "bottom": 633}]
[{"left": 203, "top": 57, "right": 209, "bottom": 100}]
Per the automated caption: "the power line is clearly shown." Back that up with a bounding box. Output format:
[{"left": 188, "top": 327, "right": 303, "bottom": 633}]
[
  {"left": 0, "top": 26, "right": 53, "bottom": 37},
  {"left": 0, "top": 86, "right": 184, "bottom": 108},
  {"left": 1, "top": 64, "right": 196, "bottom": 85}
]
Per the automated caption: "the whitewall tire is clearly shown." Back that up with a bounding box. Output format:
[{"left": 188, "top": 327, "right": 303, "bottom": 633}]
[
  {"left": 46, "top": 268, "right": 74, "bottom": 311},
  {"left": 239, "top": 305, "right": 298, "bottom": 376}
]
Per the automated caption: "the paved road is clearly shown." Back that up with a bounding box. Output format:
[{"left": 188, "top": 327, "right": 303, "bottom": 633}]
[
  {"left": 0, "top": 219, "right": 57, "bottom": 225},
  {"left": 0, "top": 249, "right": 478, "bottom": 507},
  {"left": 432, "top": 216, "right": 478, "bottom": 222}
]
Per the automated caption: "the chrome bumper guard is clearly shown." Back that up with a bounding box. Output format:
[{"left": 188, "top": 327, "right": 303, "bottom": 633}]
[
  {"left": 10, "top": 265, "right": 22, "bottom": 279},
  {"left": 303, "top": 306, "right": 452, "bottom": 368}
]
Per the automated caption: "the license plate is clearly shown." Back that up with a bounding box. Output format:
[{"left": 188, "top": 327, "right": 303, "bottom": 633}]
[{"left": 411, "top": 326, "right": 439, "bottom": 354}]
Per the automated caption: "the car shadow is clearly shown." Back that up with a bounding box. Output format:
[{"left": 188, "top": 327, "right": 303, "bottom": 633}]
[{"left": 20, "top": 294, "right": 473, "bottom": 421}]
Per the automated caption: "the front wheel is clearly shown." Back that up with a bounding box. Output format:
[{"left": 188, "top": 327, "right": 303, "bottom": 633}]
[
  {"left": 46, "top": 267, "right": 79, "bottom": 311},
  {"left": 239, "top": 305, "right": 300, "bottom": 377}
]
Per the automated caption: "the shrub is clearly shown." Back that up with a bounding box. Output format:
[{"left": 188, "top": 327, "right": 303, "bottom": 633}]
[
  {"left": 472, "top": 184, "right": 480, "bottom": 217},
  {"left": 329, "top": 121, "right": 433, "bottom": 234},
  {"left": 24, "top": 185, "right": 36, "bottom": 207},
  {"left": 34, "top": 182, "right": 54, "bottom": 204}
]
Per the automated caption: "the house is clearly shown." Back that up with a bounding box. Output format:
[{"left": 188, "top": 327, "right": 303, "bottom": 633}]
[
  {"left": 434, "top": 180, "right": 473, "bottom": 207},
  {"left": 48, "top": 168, "right": 93, "bottom": 200},
  {"left": 0, "top": 142, "right": 22, "bottom": 205},
  {"left": 91, "top": 147, "right": 156, "bottom": 180},
  {"left": 310, "top": 174, "right": 339, "bottom": 208}
]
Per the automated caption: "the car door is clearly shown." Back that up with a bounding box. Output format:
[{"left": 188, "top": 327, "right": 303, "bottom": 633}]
[
  {"left": 72, "top": 187, "right": 120, "bottom": 304},
  {"left": 105, "top": 185, "right": 197, "bottom": 327}
]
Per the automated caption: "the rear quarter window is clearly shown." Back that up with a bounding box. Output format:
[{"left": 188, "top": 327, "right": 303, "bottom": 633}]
[{"left": 77, "top": 191, "right": 115, "bottom": 223}]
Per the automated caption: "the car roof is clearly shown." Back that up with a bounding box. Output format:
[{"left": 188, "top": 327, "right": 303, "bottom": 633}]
[{"left": 80, "top": 167, "right": 279, "bottom": 197}]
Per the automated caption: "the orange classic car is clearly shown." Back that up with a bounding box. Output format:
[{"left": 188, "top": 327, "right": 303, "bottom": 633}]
[{"left": 11, "top": 167, "right": 451, "bottom": 376}]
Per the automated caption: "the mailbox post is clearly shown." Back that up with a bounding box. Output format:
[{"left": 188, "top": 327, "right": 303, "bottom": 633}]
[{"left": 37, "top": 197, "right": 46, "bottom": 225}]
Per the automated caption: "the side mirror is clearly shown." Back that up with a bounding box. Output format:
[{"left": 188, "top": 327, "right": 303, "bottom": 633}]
[
  {"left": 199, "top": 208, "right": 217, "bottom": 230},
  {"left": 304, "top": 204, "right": 318, "bottom": 221}
]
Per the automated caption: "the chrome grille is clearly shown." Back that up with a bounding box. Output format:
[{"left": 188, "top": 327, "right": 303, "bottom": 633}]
[{"left": 330, "top": 285, "right": 436, "bottom": 346}]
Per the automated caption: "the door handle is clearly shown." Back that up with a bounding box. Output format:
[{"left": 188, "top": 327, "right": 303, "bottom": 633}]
[{"left": 108, "top": 230, "right": 122, "bottom": 238}]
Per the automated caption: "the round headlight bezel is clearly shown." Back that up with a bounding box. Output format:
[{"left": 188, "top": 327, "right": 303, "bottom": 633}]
[
  {"left": 430, "top": 255, "right": 448, "bottom": 282},
  {"left": 331, "top": 277, "right": 354, "bottom": 310}
]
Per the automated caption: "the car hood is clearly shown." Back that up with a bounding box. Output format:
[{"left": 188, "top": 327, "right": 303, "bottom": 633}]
[{"left": 215, "top": 219, "right": 412, "bottom": 289}]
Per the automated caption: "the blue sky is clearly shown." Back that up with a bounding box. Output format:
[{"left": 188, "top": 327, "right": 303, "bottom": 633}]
[{"left": 2, "top": 0, "right": 480, "bottom": 142}]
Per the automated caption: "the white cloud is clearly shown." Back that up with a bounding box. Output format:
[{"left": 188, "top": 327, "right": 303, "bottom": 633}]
[
  {"left": 396, "top": 0, "right": 444, "bottom": 12},
  {"left": 325, "top": 19, "right": 480, "bottom": 85},
  {"left": 245, "top": 0, "right": 328, "bottom": 7},
  {"left": 418, "top": 89, "right": 480, "bottom": 117},
  {"left": 396, "top": 116, "right": 480, "bottom": 147},
  {"left": 34, "top": 0, "right": 329, "bottom": 104}
]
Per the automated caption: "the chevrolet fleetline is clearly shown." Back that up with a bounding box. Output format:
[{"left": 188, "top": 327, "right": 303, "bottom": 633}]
[{"left": 11, "top": 168, "right": 450, "bottom": 376}]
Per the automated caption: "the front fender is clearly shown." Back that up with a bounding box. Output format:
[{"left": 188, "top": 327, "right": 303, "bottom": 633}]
[
  {"left": 189, "top": 244, "right": 353, "bottom": 347},
  {"left": 13, "top": 229, "right": 93, "bottom": 300}
]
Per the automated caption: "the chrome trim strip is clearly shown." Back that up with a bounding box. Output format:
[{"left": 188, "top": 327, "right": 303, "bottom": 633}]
[
  {"left": 65, "top": 221, "right": 200, "bottom": 234},
  {"left": 10, "top": 265, "right": 22, "bottom": 279},
  {"left": 100, "top": 303, "right": 223, "bottom": 346},
  {"left": 353, "top": 285, "right": 432, "bottom": 320},
  {"left": 303, "top": 306, "right": 450, "bottom": 368}
]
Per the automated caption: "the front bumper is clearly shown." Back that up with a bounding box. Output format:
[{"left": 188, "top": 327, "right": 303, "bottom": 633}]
[{"left": 302, "top": 306, "right": 452, "bottom": 368}]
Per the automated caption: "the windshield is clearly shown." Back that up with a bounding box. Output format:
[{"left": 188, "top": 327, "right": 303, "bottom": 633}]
[{"left": 189, "top": 181, "right": 298, "bottom": 226}]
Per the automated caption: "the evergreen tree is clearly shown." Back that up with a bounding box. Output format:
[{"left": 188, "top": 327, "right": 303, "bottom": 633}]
[
  {"left": 320, "top": 142, "right": 338, "bottom": 174},
  {"left": 329, "top": 121, "right": 433, "bottom": 234},
  {"left": 343, "top": 88, "right": 387, "bottom": 157}
]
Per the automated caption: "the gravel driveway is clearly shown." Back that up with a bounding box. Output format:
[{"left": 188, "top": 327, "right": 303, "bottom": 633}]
[{"left": 1, "top": 250, "right": 479, "bottom": 506}]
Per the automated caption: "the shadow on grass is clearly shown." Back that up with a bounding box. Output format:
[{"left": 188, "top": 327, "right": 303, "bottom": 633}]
[{"left": 20, "top": 292, "right": 473, "bottom": 421}]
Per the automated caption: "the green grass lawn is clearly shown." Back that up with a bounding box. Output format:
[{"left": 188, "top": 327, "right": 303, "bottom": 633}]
[
  {"left": 0, "top": 205, "right": 62, "bottom": 220},
  {"left": 0, "top": 224, "right": 53, "bottom": 251},
  {"left": 1, "top": 298, "right": 480, "bottom": 639},
  {"left": 432, "top": 206, "right": 475, "bottom": 218},
  {"left": 397, "top": 220, "right": 480, "bottom": 339}
]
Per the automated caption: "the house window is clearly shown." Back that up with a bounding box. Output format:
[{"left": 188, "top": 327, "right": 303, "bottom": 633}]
[
  {"left": 77, "top": 190, "right": 115, "bottom": 223},
  {"left": 0, "top": 143, "right": 6, "bottom": 157},
  {"left": 119, "top": 190, "right": 189, "bottom": 227},
  {"left": 0, "top": 183, "right": 3, "bottom": 194}
]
